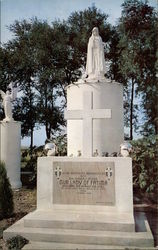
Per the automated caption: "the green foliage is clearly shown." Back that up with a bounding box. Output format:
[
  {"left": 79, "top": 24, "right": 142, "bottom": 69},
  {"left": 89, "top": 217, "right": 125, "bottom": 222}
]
[
  {"left": 52, "top": 134, "right": 67, "bottom": 156},
  {"left": 131, "top": 136, "right": 158, "bottom": 194},
  {"left": 67, "top": 6, "right": 111, "bottom": 67},
  {"left": 0, "top": 161, "right": 14, "bottom": 219},
  {"left": 6, "top": 235, "right": 29, "bottom": 250},
  {"left": 118, "top": 0, "right": 157, "bottom": 138},
  {"left": 21, "top": 146, "right": 45, "bottom": 185},
  {"left": 21, "top": 135, "right": 67, "bottom": 184},
  {"left": 2, "top": 18, "right": 66, "bottom": 145}
]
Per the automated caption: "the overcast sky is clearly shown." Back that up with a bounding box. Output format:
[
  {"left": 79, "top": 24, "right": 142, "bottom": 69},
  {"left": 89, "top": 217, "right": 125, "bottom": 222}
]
[{"left": 1, "top": 0, "right": 157, "bottom": 146}]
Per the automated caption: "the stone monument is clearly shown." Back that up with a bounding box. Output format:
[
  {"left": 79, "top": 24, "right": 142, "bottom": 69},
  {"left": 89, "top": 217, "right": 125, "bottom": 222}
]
[
  {"left": 0, "top": 83, "right": 22, "bottom": 189},
  {"left": 4, "top": 28, "right": 154, "bottom": 249},
  {"left": 65, "top": 27, "right": 124, "bottom": 157}
]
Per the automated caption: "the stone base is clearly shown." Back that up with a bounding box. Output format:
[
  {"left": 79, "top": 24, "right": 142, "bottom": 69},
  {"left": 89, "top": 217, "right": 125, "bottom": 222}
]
[
  {"left": 0, "top": 121, "right": 22, "bottom": 189},
  {"left": 9, "top": 180, "right": 22, "bottom": 190},
  {"left": 3, "top": 157, "right": 154, "bottom": 248},
  {"left": 23, "top": 242, "right": 156, "bottom": 250},
  {"left": 23, "top": 210, "right": 135, "bottom": 232},
  {"left": 36, "top": 157, "right": 134, "bottom": 214},
  {"left": 3, "top": 212, "right": 154, "bottom": 249},
  {"left": 66, "top": 81, "right": 124, "bottom": 156}
]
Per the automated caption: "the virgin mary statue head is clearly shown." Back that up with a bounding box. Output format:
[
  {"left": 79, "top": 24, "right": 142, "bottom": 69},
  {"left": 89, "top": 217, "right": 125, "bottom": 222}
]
[{"left": 92, "top": 27, "right": 99, "bottom": 37}]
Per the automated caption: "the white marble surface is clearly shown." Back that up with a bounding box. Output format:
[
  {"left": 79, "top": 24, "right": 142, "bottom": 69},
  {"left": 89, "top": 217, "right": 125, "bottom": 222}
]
[
  {"left": 0, "top": 121, "right": 22, "bottom": 189},
  {"left": 3, "top": 156, "right": 154, "bottom": 248},
  {"left": 65, "top": 91, "right": 111, "bottom": 157},
  {"left": 65, "top": 81, "right": 124, "bottom": 157},
  {"left": 3, "top": 213, "right": 154, "bottom": 248},
  {"left": 0, "top": 83, "right": 19, "bottom": 122},
  {"left": 37, "top": 157, "right": 133, "bottom": 214}
]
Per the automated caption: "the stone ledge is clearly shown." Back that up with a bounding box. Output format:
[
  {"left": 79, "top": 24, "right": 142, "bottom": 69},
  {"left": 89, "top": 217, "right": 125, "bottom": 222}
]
[
  {"left": 3, "top": 214, "right": 154, "bottom": 248},
  {"left": 24, "top": 210, "right": 135, "bottom": 232},
  {"left": 22, "top": 241, "right": 157, "bottom": 250}
]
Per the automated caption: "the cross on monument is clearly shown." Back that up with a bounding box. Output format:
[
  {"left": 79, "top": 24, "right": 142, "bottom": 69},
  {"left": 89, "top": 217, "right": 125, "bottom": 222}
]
[
  {"left": 65, "top": 91, "right": 112, "bottom": 157},
  {"left": 55, "top": 166, "right": 62, "bottom": 179},
  {"left": 105, "top": 167, "right": 113, "bottom": 180}
]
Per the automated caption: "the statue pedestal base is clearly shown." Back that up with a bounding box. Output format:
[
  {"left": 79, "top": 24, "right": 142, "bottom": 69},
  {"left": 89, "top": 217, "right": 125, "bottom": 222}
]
[
  {"left": 0, "top": 121, "right": 22, "bottom": 189},
  {"left": 3, "top": 157, "right": 154, "bottom": 248},
  {"left": 65, "top": 80, "right": 124, "bottom": 157}
]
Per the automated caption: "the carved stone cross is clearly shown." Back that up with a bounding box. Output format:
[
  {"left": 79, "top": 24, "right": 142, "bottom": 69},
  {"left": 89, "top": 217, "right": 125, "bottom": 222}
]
[
  {"left": 105, "top": 167, "right": 113, "bottom": 180},
  {"left": 65, "top": 91, "right": 112, "bottom": 157},
  {"left": 55, "top": 166, "right": 62, "bottom": 179}
]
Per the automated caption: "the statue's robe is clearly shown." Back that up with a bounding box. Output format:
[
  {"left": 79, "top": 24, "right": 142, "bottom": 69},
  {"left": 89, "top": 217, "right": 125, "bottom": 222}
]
[{"left": 86, "top": 35, "right": 106, "bottom": 79}]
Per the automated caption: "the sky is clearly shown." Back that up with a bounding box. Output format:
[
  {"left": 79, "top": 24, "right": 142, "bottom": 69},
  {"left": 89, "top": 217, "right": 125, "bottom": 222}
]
[
  {"left": 1, "top": 0, "right": 157, "bottom": 43},
  {"left": 1, "top": 0, "right": 157, "bottom": 146}
]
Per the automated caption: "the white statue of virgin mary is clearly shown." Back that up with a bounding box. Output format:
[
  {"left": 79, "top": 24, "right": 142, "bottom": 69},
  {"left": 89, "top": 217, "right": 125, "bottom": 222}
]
[{"left": 85, "top": 27, "right": 106, "bottom": 81}]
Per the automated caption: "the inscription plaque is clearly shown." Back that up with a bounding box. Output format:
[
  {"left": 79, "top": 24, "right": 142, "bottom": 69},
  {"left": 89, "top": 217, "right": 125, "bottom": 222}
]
[{"left": 53, "top": 162, "right": 115, "bottom": 205}]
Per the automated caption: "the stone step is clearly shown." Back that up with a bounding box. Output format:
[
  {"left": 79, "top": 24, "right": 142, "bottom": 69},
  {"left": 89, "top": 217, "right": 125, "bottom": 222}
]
[
  {"left": 24, "top": 210, "right": 135, "bottom": 232},
  {"left": 3, "top": 217, "right": 154, "bottom": 247},
  {"left": 22, "top": 241, "right": 156, "bottom": 250}
]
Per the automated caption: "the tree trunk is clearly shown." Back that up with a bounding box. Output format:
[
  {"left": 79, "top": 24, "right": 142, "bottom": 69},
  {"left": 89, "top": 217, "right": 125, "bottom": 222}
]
[
  {"left": 130, "top": 79, "right": 135, "bottom": 140},
  {"left": 59, "top": 81, "right": 67, "bottom": 106},
  {"left": 28, "top": 81, "right": 34, "bottom": 154},
  {"left": 30, "top": 126, "right": 34, "bottom": 154},
  {"left": 46, "top": 122, "right": 51, "bottom": 140},
  {"left": 155, "top": 121, "right": 158, "bottom": 135}
]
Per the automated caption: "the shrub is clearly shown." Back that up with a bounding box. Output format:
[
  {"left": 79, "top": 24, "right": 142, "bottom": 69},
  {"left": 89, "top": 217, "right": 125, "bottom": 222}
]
[
  {"left": 21, "top": 146, "right": 45, "bottom": 186},
  {"left": 0, "top": 161, "right": 14, "bottom": 219},
  {"left": 6, "top": 235, "right": 29, "bottom": 250},
  {"left": 21, "top": 135, "right": 67, "bottom": 186},
  {"left": 131, "top": 135, "right": 158, "bottom": 195},
  {"left": 53, "top": 134, "right": 67, "bottom": 156}
]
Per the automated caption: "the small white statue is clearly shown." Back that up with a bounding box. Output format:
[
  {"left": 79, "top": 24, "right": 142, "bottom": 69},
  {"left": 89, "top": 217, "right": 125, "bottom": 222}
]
[
  {"left": 85, "top": 27, "right": 106, "bottom": 82},
  {"left": 0, "top": 82, "right": 18, "bottom": 122},
  {"left": 44, "top": 142, "right": 56, "bottom": 156},
  {"left": 77, "top": 150, "right": 82, "bottom": 157},
  {"left": 93, "top": 149, "right": 99, "bottom": 157},
  {"left": 120, "top": 142, "right": 132, "bottom": 157},
  {"left": 69, "top": 154, "right": 74, "bottom": 157}
]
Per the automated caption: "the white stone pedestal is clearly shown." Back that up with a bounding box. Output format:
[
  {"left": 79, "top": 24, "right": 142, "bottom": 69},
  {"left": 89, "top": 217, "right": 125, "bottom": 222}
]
[
  {"left": 65, "top": 81, "right": 124, "bottom": 157},
  {"left": 37, "top": 157, "right": 133, "bottom": 215},
  {"left": 3, "top": 157, "right": 154, "bottom": 249},
  {"left": 0, "top": 121, "right": 22, "bottom": 189}
]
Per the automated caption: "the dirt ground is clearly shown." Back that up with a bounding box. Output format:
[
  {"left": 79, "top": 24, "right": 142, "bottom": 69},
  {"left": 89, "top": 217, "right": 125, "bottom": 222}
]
[{"left": 0, "top": 188, "right": 36, "bottom": 249}]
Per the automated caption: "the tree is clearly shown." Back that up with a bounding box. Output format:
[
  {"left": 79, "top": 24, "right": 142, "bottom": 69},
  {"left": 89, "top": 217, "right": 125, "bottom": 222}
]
[
  {"left": 13, "top": 89, "right": 38, "bottom": 150},
  {"left": 30, "top": 20, "right": 67, "bottom": 139},
  {"left": 2, "top": 20, "right": 39, "bottom": 150},
  {"left": 118, "top": 0, "right": 157, "bottom": 139},
  {"left": 2, "top": 19, "right": 64, "bottom": 144}
]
